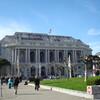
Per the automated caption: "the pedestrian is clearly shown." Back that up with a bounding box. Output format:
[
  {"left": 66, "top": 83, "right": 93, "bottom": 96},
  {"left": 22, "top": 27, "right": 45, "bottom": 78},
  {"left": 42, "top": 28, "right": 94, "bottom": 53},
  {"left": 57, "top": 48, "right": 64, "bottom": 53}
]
[
  {"left": 19, "top": 76, "right": 22, "bottom": 82},
  {"left": 8, "top": 77, "right": 12, "bottom": 89},
  {"left": 34, "top": 75, "right": 40, "bottom": 90},
  {"left": 5, "top": 77, "right": 9, "bottom": 85},
  {"left": 11, "top": 77, "right": 14, "bottom": 87},
  {"left": 14, "top": 76, "right": 19, "bottom": 95}
]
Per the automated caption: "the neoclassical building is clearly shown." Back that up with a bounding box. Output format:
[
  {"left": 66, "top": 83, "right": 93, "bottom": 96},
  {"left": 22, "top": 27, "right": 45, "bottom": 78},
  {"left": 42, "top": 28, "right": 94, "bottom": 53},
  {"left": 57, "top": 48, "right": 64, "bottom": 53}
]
[{"left": 0, "top": 32, "right": 92, "bottom": 78}]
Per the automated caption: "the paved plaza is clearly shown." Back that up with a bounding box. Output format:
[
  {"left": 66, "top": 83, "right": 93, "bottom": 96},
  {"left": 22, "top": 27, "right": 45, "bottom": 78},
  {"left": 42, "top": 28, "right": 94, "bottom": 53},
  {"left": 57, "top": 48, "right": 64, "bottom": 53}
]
[{"left": 0, "top": 81, "right": 91, "bottom": 100}]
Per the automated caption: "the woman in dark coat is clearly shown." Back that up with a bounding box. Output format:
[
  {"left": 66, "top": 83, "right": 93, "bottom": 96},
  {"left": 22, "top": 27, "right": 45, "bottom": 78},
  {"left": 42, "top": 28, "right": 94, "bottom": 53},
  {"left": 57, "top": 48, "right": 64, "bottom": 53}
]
[
  {"left": 14, "top": 77, "right": 19, "bottom": 94},
  {"left": 34, "top": 75, "right": 40, "bottom": 90}
]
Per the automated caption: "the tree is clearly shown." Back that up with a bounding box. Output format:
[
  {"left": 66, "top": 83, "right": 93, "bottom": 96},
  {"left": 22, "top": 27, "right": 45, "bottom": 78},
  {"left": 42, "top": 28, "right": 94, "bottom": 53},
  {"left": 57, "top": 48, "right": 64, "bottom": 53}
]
[
  {"left": 0, "top": 58, "right": 11, "bottom": 76},
  {"left": 79, "top": 55, "right": 100, "bottom": 82},
  {"left": 0, "top": 58, "right": 11, "bottom": 66},
  {"left": 63, "top": 57, "right": 71, "bottom": 81},
  {"left": 92, "top": 55, "right": 100, "bottom": 69}
]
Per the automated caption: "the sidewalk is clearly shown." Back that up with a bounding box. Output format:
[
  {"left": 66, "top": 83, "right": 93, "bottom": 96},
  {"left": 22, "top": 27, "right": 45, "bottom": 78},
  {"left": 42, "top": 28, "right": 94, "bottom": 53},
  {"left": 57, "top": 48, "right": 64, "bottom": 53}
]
[{"left": 0, "top": 82, "right": 92, "bottom": 100}]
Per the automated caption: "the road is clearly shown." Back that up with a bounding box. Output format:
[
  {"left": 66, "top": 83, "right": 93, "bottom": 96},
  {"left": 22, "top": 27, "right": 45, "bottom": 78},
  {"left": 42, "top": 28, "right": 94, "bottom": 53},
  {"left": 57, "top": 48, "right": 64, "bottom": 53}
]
[{"left": 0, "top": 82, "right": 91, "bottom": 100}]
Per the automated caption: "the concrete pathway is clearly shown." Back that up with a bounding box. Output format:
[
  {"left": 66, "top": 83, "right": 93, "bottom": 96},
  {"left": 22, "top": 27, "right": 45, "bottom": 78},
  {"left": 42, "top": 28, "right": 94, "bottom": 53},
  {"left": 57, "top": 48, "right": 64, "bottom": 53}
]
[{"left": 0, "top": 82, "right": 92, "bottom": 100}]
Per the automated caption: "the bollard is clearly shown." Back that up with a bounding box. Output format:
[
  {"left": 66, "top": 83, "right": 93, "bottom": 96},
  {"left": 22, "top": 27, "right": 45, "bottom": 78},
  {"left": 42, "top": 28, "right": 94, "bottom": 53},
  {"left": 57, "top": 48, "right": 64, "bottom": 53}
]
[
  {"left": 50, "top": 87, "right": 52, "bottom": 90},
  {"left": 0, "top": 80, "right": 2, "bottom": 97}
]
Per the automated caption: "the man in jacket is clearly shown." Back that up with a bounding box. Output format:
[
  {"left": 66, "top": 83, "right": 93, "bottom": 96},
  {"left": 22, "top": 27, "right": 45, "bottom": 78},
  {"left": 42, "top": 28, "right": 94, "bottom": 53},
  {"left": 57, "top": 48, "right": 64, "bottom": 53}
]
[{"left": 14, "top": 77, "right": 19, "bottom": 95}]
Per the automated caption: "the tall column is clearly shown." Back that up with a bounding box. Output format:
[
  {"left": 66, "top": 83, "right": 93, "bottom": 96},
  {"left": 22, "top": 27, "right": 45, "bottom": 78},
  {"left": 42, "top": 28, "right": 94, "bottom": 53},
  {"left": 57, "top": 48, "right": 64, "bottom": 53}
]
[
  {"left": 56, "top": 50, "right": 59, "bottom": 63},
  {"left": 45, "top": 49, "right": 47, "bottom": 63},
  {"left": 16, "top": 48, "right": 20, "bottom": 76},
  {"left": 12, "top": 48, "right": 14, "bottom": 63},
  {"left": 74, "top": 50, "right": 77, "bottom": 63},
  {"left": 81, "top": 50, "right": 84, "bottom": 57},
  {"left": 48, "top": 49, "right": 50, "bottom": 63},
  {"left": 46, "top": 50, "right": 48, "bottom": 62},
  {"left": 38, "top": 49, "right": 40, "bottom": 63},
  {"left": 11, "top": 48, "right": 14, "bottom": 75},
  {"left": 36, "top": 49, "right": 37, "bottom": 63},
  {"left": 55, "top": 50, "right": 57, "bottom": 62},
  {"left": 28, "top": 49, "right": 30, "bottom": 62},
  {"left": 72, "top": 50, "right": 75, "bottom": 64},
  {"left": 58, "top": 50, "right": 59, "bottom": 63},
  {"left": 27, "top": 49, "right": 29, "bottom": 62},
  {"left": 15, "top": 48, "right": 17, "bottom": 63},
  {"left": 25, "top": 49, "right": 27, "bottom": 62},
  {"left": 36, "top": 67, "right": 38, "bottom": 76},
  {"left": 73, "top": 50, "right": 76, "bottom": 64},
  {"left": 54, "top": 50, "right": 57, "bottom": 62},
  {"left": 66, "top": 50, "right": 68, "bottom": 59},
  {"left": 64, "top": 49, "right": 66, "bottom": 58},
  {"left": 13, "top": 48, "right": 16, "bottom": 75}
]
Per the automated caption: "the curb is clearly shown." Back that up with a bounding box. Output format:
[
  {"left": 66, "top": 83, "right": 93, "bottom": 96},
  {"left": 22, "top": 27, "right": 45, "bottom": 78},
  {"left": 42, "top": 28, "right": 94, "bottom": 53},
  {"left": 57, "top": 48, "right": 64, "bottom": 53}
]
[{"left": 29, "top": 84, "right": 93, "bottom": 99}]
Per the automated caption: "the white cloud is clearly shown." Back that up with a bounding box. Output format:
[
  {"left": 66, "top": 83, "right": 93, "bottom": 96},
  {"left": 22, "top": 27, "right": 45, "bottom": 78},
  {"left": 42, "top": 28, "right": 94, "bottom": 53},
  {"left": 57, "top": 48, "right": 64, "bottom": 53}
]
[
  {"left": 89, "top": 42, "right": 100, "bottom": 55},
  {"left": 0, "top": 19, "right": 32, "bottom": 40},
  {"left": 87, "top": 29, "right": 100, "bottom": 35}
]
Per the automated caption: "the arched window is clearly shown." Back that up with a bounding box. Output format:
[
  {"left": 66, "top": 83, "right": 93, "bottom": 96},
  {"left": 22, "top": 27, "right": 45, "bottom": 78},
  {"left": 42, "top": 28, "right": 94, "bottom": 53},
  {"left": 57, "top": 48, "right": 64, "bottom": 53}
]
[
  {"left": 40, "top": 51, "right": 45, "bottom": 62},
  {"left": 41, "top": 66, "right": 46, "bottom": 76},
  {"left": 50, "top": 51, "right": 54, "bottom": 62},
  {"left": 68, "top": 52, "right": 72, "bottom": 62},
  {"left": 31, "top": 66, "right": 35, "bottom": 76},
  {"left": 51, "top": 67, "right": 55, "bottom": 75},
  {"left": 77, "top": 51, "right": 81, "bottom": 62},
  {"left": 61, "top": 67, "right": 64, "bottom": 75},
  {"left": 19, "top": 50, "right": 25, "bottom": 62},
  {"left": 30, "top": 51, "right": 35, "bottom": 62},
  {"left": 59, "top": 51, "right": 63, "bottom": 62}
]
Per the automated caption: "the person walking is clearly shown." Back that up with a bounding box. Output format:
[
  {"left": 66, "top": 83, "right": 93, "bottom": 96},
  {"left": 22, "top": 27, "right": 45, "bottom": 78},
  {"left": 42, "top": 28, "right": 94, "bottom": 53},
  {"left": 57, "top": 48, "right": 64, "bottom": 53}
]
[
  {"left": 8, "top": 77, "right": 12, "bottom": 89},
  {"left": 14, "top": 76, "right": 19, "bottom": 95},
  {"left": 34, "top": 75, "right": 40, "bottom": 91}
]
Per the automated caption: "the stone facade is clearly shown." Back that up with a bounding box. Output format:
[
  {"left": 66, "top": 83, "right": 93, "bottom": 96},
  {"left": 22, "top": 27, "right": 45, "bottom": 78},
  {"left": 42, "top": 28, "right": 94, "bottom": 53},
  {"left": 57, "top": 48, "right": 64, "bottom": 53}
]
[{"left": 0, "top": 32, "right": 92, "bottom": 78}]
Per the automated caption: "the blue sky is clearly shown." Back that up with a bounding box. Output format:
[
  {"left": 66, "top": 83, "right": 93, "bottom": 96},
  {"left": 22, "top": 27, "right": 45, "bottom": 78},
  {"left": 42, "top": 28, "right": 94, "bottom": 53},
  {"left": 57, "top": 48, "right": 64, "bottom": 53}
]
[{"left": 0, "top": 0, "right": 100, "bottom": 54}]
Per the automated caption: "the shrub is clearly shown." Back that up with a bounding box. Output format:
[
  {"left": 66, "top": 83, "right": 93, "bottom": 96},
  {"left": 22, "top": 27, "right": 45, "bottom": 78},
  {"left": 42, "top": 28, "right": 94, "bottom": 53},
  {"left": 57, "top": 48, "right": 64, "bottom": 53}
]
[
  {"left": 95, "top": 79, "right": 100, "bottom": 85},
  {"left": 87, "top": 77, "right": 100, "bottom": 85}
]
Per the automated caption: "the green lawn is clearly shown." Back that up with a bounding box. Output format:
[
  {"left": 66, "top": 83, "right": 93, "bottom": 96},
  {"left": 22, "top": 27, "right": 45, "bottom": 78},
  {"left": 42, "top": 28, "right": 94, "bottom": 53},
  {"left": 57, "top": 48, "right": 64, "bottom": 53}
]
[{"left": 40, "top": 76, "right": 100, "bottom": 92}]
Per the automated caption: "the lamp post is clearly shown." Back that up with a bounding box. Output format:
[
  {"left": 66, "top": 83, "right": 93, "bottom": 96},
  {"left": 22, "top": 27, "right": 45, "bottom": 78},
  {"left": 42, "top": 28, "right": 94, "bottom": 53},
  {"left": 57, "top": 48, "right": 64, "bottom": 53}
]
[{"left": 51, "top": 61, "right": 57, "bottom": 78}]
